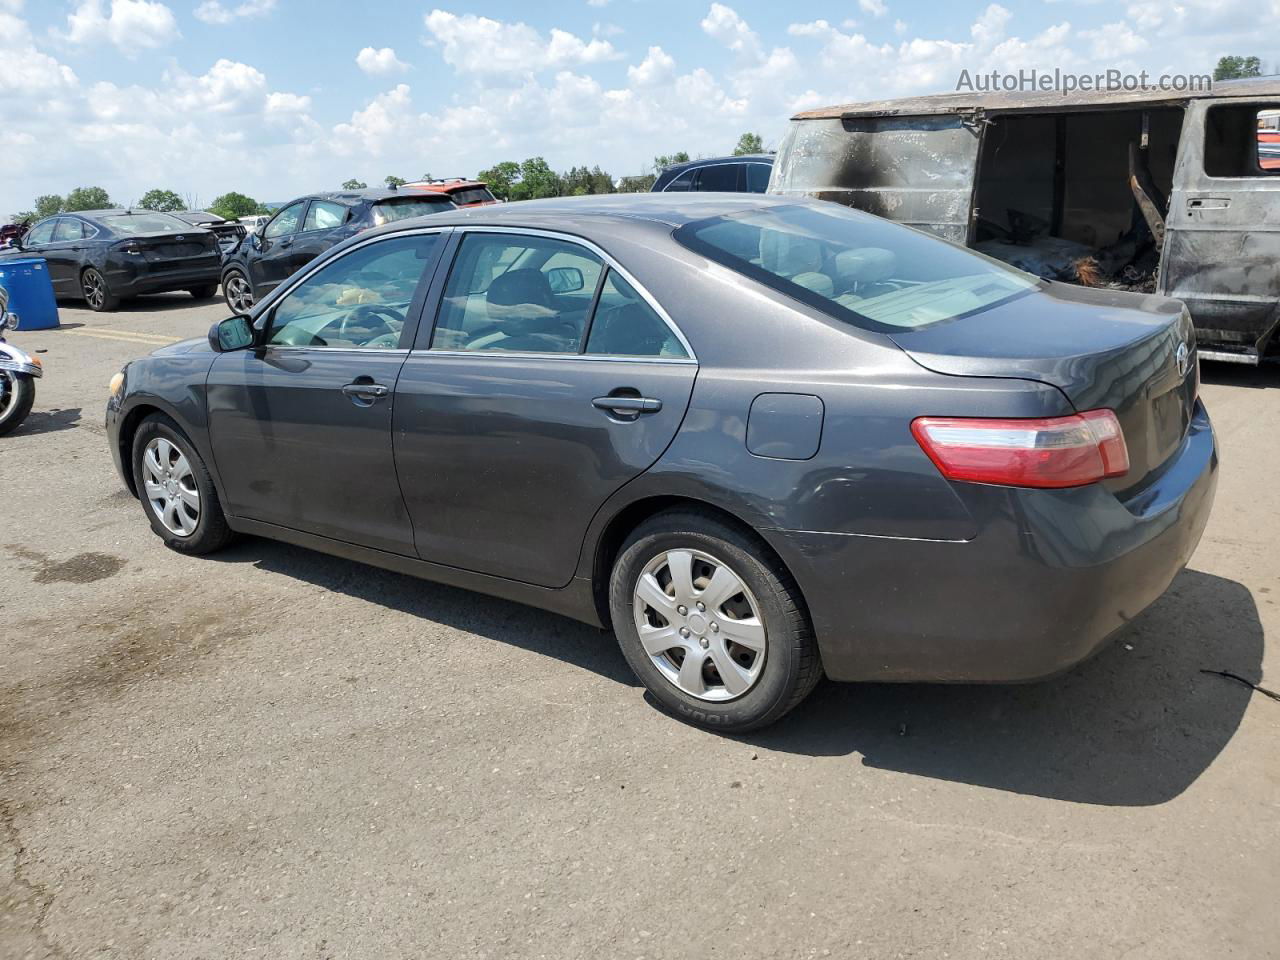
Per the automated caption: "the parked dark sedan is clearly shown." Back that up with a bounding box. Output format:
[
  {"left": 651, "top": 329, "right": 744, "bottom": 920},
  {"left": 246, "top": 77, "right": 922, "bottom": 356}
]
[
  {"left": 220, "top": 188, "right": 456, "bottom": 315},
  {"left": 652, "top": 154, "right": 774, "bottom": 193},
  {"left": 0, "top": 210, "right": 222, "bottom": 311},
  {"left": 105, "top": 195, "right": 1216, "bottom": 731}
]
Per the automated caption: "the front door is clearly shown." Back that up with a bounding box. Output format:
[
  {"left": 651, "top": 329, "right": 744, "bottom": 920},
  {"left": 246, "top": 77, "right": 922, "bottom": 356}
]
[
  {"left": 251, "top": 200, "right": 307, "bottom": 295},
  {"left": 44, "top": 218, "right": 85, "bottom": 294},
  {"left": 1161, "top": 98, "right": 1280, "bottom": 354},
  {"left": 207, "top": 230, "right": 446, "bottom": 555},
  {"left": 394, "top": 230, "right": 698, "bottom": 588},
  {"left": 288, "top": 199, "right": 349, "bottom": 275}
]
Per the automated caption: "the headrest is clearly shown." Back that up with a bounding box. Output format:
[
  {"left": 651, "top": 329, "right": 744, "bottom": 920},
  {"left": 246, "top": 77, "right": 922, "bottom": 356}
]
[
  {"left": 791, "top": 271, "right": 834, "bottom": 298},
  {"left": 758, "top": 230, "right": 822, "bottom": 277},
  {"left": 486, "top": 268, "right": 553, "bottom": 309},
  {"left": 833, "top": 248, "right": 896, "bottom": 285}
]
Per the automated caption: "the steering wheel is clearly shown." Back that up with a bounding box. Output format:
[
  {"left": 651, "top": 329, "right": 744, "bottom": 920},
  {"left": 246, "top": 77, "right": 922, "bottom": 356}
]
[{"left": 337, "top": 304, "right": 404, "bottom": 346}]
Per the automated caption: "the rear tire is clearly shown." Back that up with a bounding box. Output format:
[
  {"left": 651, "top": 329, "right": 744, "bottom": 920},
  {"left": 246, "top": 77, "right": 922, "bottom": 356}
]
[
  {"left": 131, "top": 414, "right": 235, "bottom": 555},
  {"left": 609, "top": 510, "right": 822, "bottom": 732},
  {"left": 188, "top": 284, "right": 218, "bottom": 300},
  {"left": 81, "top": 267, "right": 118, "bottom": 312},
  {"left": 0, "top": 372, "right": 35, "bottom": 436}
]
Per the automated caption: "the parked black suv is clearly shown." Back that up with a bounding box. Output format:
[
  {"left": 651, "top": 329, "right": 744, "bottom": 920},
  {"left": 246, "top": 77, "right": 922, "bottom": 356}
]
[
  {"left": 651, "top": 154, "right": 773, "bottom": 194},
  {"left": 220, "top": 188, "right": 456, "bottom": 313}
]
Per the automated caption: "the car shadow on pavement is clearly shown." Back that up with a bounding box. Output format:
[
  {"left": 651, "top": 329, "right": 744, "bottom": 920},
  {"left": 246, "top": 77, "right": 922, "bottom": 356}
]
[
  {"left": 212, "top": 538, "right": 640, "bottom": 688},
  {"left": 11, "top": 406, "right": 81, "bottom": 436},
  {"left": 746, "top": 568, "right": 1265, "bottom": 806},
  {"left": 116, "top": 293, "right": 221, "bottom": 314}
]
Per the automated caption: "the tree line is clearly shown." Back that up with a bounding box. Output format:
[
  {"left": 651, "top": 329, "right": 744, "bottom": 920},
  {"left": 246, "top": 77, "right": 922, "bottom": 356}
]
[{"left": 9, "top": 186, "right": 272, "bottom": 224}]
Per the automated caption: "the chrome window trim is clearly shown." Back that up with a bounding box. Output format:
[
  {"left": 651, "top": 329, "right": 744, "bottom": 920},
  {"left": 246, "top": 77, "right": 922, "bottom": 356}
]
[
  {"left": 411, "top": 348, "right": 696, "bottom": 365},
  {"left": 255, "top": 346, "right": 410, "bottom": 356},
  {"left": 251, "top": 226, "right": 453, "bottom": 332},
  {"left": 659, "top": 169, "right": 698, "bottom": 193},
  {"left": 438, "top": 225, "right": 698, "bottom": 363}
]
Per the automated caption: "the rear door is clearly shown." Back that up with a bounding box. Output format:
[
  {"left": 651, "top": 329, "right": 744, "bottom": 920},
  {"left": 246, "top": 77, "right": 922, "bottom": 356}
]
[
  {"left": 251, "top": 200, "right": 307, "bottom": 293},
  {"left": 1160, "top": 98, "right": 1280, "bottom": 355},
  {"left": 394, "top": 229, "right": 698, "bottom": 588},
  {"left": 207, "top": 230, "right": 446, "bottom": 555}
]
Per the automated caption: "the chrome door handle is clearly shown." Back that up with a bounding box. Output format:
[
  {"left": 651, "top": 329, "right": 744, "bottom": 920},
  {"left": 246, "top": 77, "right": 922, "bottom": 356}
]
[
  {"left": 342, "top": 382, "right": 389, "bottom": 399},
  {"left": 592, "top": 396, "right": 662, "bottom": 414}
]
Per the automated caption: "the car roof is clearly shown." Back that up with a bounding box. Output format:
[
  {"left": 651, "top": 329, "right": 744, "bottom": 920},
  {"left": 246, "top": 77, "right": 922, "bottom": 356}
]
[
  {"left": 407, "top": 180, "right": 489, "bottom": 193},
  {"left": 373, "top": 192, "right": 800, "bottom": 235},
  {"left": 794, "top": 76, "right": 1280, "bottom": 120},
  {"left": 660, "top": 154, "right": 774, "bottom": 176},
  {"left": 307, "top": 188, "right": 456, "bottom": 206}
]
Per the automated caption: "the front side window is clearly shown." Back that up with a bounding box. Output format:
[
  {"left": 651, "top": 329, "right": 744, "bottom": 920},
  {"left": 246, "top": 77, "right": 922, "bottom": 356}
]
[
  {"left": 263, "top": 202, "right": 305, "bottom": 239},
  {"left": 431, "top": 233, "right": 603, "bottom": 353},
  {"left": 24, "top": 220, "right": 55, "bottom": 246},
  {"left": 675, "top": 203, "right": 1038, "bottom": 332},
  {"left": 585, "top": 270, "right": 689, "bottom": 358},
  {"left": 303, "top": 200, "right": 348, "bottom": 232},
  {"left": 266, "top": 234, "right": 440, "bottom": 349},
  {"left": 1204, "top": 104, "right": 1280, "bottom": 177},
  {"left": 53, "top": 219, "right": 85, "bottom": 242}
]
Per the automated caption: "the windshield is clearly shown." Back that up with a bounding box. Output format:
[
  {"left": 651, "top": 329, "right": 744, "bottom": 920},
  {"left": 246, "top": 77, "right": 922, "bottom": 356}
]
[
  {"left": 674, "top": 203, "right": 1038, "bottom": 332},
  {"left": 101, "top": 213, "right": 194, "bottom": 236},
  {"left": 372, "top": 198, "right": 456, "bottom": 225}
]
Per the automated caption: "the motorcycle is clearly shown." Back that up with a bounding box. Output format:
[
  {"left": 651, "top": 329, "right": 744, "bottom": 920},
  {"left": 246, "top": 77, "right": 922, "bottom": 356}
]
[{"left": 0, "top": 285, "right": 43, "bottom": 436}]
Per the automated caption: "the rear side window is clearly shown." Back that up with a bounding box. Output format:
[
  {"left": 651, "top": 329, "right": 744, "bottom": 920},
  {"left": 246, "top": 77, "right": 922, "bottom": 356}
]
[
  {"left": 695, "top": 163, "right": 739, "bottom": 192},
  {"left": 745, "top": 163, "right": 772, "bottom": 193},
  {"left": 373, "top": 198, "right": 455, "bottom": 225},
  {"left": 303, "top": 200, "right": 348, "bottom": 232},
  {"left": 662, "top": 169, "right": 695, "bottom": 192},
  {"left": 585, "top": 270, "right": 688, "bottom": 358},
  {"left": 675, "top": 203, "right": 1038, "bottom": 332},
  {"left": 53, "top": 219, "right": 85, "bottom": 242}
]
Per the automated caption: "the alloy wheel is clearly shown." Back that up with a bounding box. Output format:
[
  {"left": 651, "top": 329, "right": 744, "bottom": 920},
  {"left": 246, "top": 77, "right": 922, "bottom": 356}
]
[
  {"left": 632, "top": 548, "right": 767, "bottom": 701},
  {"left": 142, "top": 437, "right": 200, "bottom": 537},
  {"left": 0, "top": 372, "right": 14, "bottom": 421},
  {"left": 225, "top": 273, "right": 253, "bottom": 313},
  {"left": 82, "top": 270, "right": 106, "bottom": 310}
]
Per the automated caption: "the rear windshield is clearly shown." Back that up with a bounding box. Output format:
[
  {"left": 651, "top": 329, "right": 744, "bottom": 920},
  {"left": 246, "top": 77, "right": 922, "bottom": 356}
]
[
  {"left": 674, "top": 203, "right": 1038, "bottom": 332},
  {"left": 100, "top": 213, "right": 193, "bottom": 235},
  {"left": 372, "top": 197, "right": 456, "bottom": 225},
  {"left": 448, "top": 187, "right": 495, "bottom": 205}
]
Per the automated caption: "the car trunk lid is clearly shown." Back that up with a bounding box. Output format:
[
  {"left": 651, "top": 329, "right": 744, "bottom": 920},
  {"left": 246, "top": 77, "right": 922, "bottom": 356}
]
[
  {"left": 117, "top": 230, "right": 220, "bottom": 267},
  {"left": 889, "top": 281, "right": 1199, "bottom": 494}
]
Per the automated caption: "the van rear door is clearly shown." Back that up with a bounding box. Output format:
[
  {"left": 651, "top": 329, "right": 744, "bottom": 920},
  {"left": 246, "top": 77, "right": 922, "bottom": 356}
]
[{"left": 1160, "top": 97, "right": 1280, "bottom": 359}]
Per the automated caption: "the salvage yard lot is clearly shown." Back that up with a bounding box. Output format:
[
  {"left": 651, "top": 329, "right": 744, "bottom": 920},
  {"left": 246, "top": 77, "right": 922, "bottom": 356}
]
[{"left": 2, "top": 295, "right": 1278, "bottom": 959}]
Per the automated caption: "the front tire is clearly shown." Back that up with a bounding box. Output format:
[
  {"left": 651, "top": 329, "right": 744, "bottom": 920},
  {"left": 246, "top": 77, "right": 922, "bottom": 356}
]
[
  {"left": 222, "top": 269, "right": 254, "bottom": 314},
  {"left": 131, "top": 414, "right": 234, "bottom": 555},
  {"left": 609, "top": 510, "right": 822, "bottom": 732},
  {"left": 188, "top": 284, "right": 218, "bottom": 300},
  {"left": 81, "top": 267, "right": 119, "bottom": 312},
  {"left": 0, "top": 371, "right": 35, "bottom": 436}
]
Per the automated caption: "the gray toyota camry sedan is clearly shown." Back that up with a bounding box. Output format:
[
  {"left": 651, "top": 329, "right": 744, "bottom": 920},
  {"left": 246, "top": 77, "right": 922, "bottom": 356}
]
[{"left": 105, "top": 194, "right": 1217, "bottom": 731}]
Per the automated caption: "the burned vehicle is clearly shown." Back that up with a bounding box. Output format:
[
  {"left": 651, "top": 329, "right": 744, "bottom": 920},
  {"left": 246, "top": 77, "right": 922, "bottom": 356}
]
[{"left": 771, "top": 78, "right": 1280, "bottom": 363}]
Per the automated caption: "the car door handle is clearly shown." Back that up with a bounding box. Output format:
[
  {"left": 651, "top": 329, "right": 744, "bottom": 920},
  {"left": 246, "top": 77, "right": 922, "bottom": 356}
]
[
  {"left": 1187, "top": 197, "right": 1230, "bottom": 211},
  {"left": 592, "top": 395, "right": 662, "bottom": 414},
  {"left": 342, "top": 381, "right": 389, "bottom": 399}
]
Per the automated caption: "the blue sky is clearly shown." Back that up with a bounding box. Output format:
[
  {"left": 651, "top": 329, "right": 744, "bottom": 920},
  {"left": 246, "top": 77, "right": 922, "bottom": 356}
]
[{"left": 2, "top": 0, "right": 1271, "bottom": 215}]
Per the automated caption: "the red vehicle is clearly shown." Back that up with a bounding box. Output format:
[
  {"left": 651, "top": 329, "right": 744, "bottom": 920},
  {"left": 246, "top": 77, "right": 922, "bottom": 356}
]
[
  {"left": 405, "top": 178, "right": 498, "bottom": 206},
  {"left": 1258, "top": 130, "right": 1280, "bottom": 170},
  {"left": 0, "top": 222, "right": 29, "bottom": 250}
]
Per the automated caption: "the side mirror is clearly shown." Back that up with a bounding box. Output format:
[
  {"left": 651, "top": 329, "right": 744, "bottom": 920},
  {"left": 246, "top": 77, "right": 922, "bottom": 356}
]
[
  {"left": 209, "top": 315, "right": 255, "bottom": 352},
  {"left": 546, "top": 266, "right": 585, "bottom": 294}
]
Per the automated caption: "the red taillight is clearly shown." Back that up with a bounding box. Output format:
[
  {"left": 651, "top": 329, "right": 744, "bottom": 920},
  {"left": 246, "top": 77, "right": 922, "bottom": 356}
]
[{"left": 911, "top": 409, "right": 1129, "bottom": 489}]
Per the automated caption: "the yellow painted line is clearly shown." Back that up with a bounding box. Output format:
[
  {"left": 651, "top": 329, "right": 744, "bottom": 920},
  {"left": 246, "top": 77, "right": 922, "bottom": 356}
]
[{"left": 63, "top": 328, "right": 180, "bottom": 346}]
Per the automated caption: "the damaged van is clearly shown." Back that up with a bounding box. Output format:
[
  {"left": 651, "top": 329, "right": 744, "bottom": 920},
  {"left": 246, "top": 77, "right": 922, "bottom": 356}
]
[{"left": 770, "top": 78, "right": 1280, "bottom": 362}]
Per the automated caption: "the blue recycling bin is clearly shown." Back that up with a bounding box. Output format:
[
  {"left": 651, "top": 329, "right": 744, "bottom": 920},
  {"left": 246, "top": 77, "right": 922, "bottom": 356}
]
[{"left": 0, "top": 257, "right": 60, "bottom": 330}]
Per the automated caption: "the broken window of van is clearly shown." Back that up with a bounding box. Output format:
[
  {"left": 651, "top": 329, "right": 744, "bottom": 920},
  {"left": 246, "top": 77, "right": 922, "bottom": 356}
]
[
  {"left": 1204, "top": 104, "right": 1280, "bottom": 176},
  {"left": 770, "top": 116, "right": 979, "bottom": 242},
  {"left": 972, "top": 108, "right": 1184, "bottom": 294}
]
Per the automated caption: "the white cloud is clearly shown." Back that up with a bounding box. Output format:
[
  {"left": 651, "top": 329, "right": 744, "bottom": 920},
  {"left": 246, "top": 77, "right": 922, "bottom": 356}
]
[
  {"left": 1079, "top": 21, "right": 1148, "bottom": 59},
  {"left": 587, "top": 0, "right": 610, "bottom": 6},
  {"left": 423, "top": 10, "right": 620, "bottom": 77},
  {"left": 356, "top": 46, "right": 409, "bottom": 75},
  {"left": 701, "top": 3, "right": 763, "bottom": 60},
  {"left": 858, "top": 0, "right": 888, "bottom": 17},
  {"left": 61, "top": 0, "right": 178, "bottom": 52},
  {"left": 1, "top": 6, "right": 78, "bottom": 96},
  {"left": 193, "top": 0, "right": 276, "bottom": 24},
  {"left": 628, "top": 46, "right": 676, "bottom": 87}
]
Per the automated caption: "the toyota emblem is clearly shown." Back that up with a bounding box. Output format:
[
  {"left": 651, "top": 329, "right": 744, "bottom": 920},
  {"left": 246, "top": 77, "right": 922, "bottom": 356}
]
[{"left": 1175, "top": 341, "right": 1190, "bottom": 378}]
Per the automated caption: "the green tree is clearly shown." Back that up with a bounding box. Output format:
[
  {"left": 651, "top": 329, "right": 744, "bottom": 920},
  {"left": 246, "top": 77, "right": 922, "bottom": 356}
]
[
  {"left": 1214, "top": 55, "right": 1262, "bottom": 80},
  {"left": 654, "top": 151, "right": 690, "bottom": 172},
  {"left": 341, "top": 178, "right": 367, "bottom": 190},
  {"left": 209, "top": 191, "right": 262, "bottom": 221},
  {"left": 30, "top": 195, "right": 65, "bottom": 219},
  {"left": 562, "top": 165, "right": 614, "bottom": 196},
  {"left": 384, "top": 175, "right": 407, "bottom": 188},
  {"left": 509, "top": 157, "right": 563, "bottom": 201},
  {"left": 477, "top": 161, "right": 520, "bottom": 200},
  {"left": 137, "top": 188, "right": 185, "bottom": 212},
  {"left": 64, "top": 186, "right": 113, "bottom": 212},
  {"left": 733, "top": 132, "right": 764, "bottom": 156},
  {"left": 616, "top": 175, "right": 656, "bottom": 193}
]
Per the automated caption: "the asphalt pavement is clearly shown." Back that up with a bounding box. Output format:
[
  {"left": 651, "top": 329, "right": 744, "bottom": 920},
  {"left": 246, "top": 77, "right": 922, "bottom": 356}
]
[{"left": 2, "top": 294, "right": 1278, "bottom": 959}]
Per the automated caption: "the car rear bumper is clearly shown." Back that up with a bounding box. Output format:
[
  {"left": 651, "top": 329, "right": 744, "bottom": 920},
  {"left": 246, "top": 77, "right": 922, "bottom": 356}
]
[
  {"left": 773, "top": 400, "right": 1218, "bottom": 683},
  {"left": 106, "top": 259, "right": 222, "bottom": 296}
]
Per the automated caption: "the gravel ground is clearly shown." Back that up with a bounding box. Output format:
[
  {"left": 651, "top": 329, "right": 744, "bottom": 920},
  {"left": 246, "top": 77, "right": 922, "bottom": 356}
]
[{"left": 2, "top": 294, "right": 1278, "bottom": 959}]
